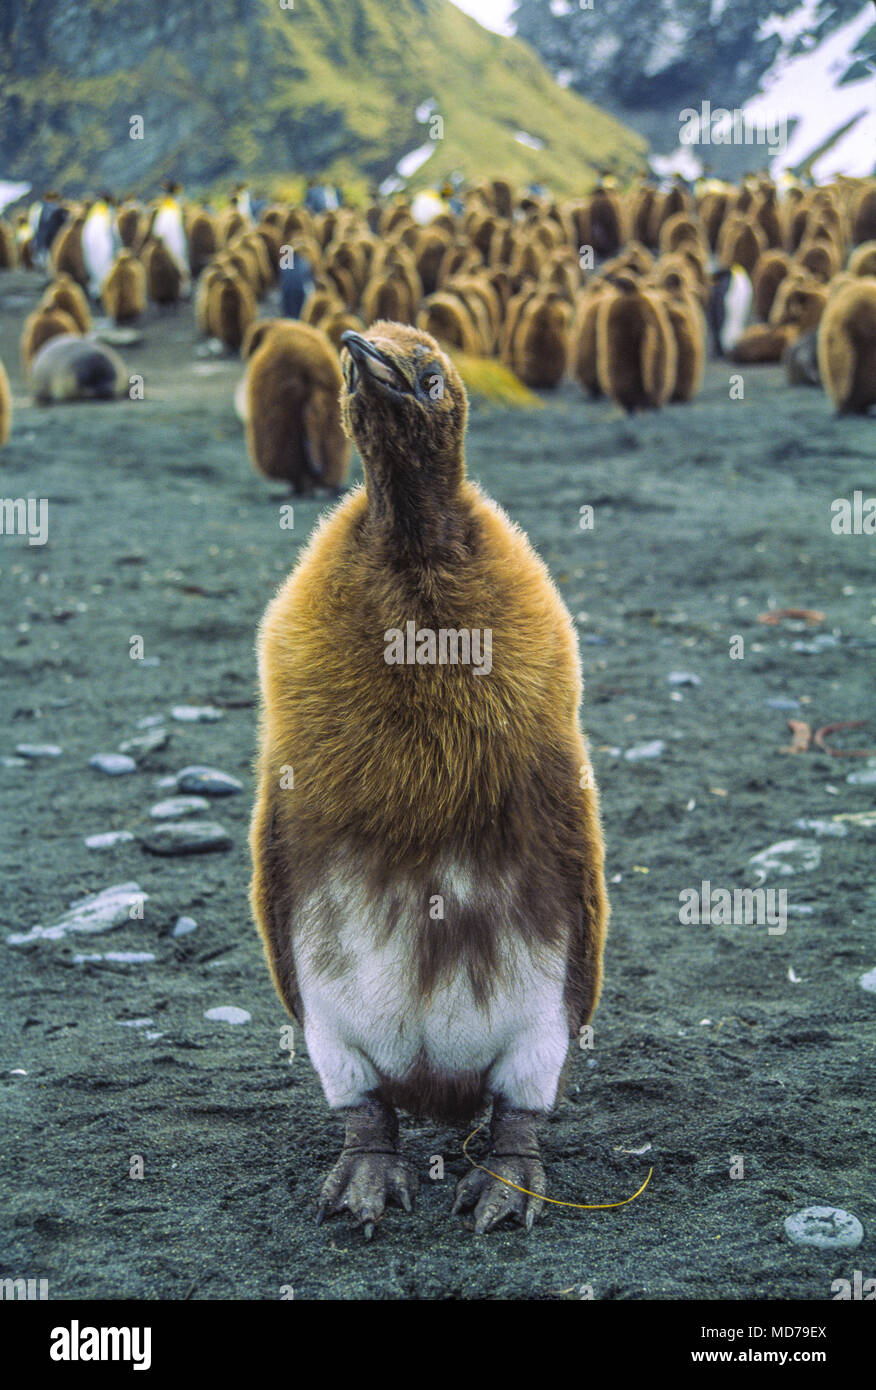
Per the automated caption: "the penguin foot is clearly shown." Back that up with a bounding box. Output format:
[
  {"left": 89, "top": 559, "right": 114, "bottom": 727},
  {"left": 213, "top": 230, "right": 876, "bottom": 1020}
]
[
  {"left": 451, "top": 1154, "right": 546, "bottom": 1233},
  {"left": 316, "top": 1097, "right": 417, "bottom": 1236},
  {"left": 453, "top": 1104, "right": 546, "bottom": 1232},
  {"left": 317, "top": 1150, "right": 418, "bottom": 1236}
]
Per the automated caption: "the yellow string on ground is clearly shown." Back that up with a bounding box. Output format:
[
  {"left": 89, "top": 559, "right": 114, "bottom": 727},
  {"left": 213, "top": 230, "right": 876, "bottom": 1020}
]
[{"left": 462, "top": 1123, "right": 654, "bottom": 1210}]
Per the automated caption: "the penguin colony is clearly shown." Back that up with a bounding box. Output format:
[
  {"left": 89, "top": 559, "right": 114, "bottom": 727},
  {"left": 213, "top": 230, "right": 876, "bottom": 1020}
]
[
  {"left": 2, "top": 171, "right": 874, "bottom": 448},
  {"left": 250, "top": 321, "right": 608, "bottom": 1232}
]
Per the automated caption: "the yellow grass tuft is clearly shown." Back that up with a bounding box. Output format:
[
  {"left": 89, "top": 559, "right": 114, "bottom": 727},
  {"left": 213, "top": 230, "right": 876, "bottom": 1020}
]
[{"left": 451, "top": 353, "right": 545, "bottom": 409}]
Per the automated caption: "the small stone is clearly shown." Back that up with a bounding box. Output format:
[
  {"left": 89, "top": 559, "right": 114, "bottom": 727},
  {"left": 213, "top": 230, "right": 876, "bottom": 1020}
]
[
  {"left": 84, "top": 830, "right": 136, "bottom": 850},
  {"left": 625, "top": 740, "right": 665, "bottom": 762},
  {"left": 765, "top": 697, "right": 801, "bottom": 711},
  {"left": 205, "top": 1006, "right": 251, "bottom": 1025},
  {"left": 117, "top": 1018, "right": 155, "bottom": 1027},
  {"left": 748, "top": 839, "right": 822, "bottom": 877},
  {"left": 15, "top": 744, "right": 62, "bottom": 759},
  {"left": 89, "top": 753, "right": 137, "bottom": 776},
  {"left": 784, "top": 1206, "right": 863, "bottom": 1250},
  {"left": 833, "top": 811, "right": 876, "bottom": 828},
  {"left": 792, "top": 819, "right": 848, "bottom": 838},
  {"left": 175, "top": 765, "right": 243, "bottom": 795},
  {"left": 172, "top": 916, "right": 198, "bottom": 937},
  {"left": 846, "top": 768, "right": 876, "bottom": 786},
  {"left": 7, "top": 882, "right": 147, "bottom": 946},
  {"left": 860, "top": 968, "right": 876, "bottom": 994},
  {"left": 1, "top": 756, "right": 28, "bottom": 768},
  {"left": 73, "top": 951, "right": 155, "bottom": 965},
  {"left": 119, "top": 728, "right": 168, "bottom": 757},
  {"left": 149, "top": 796, "right": 210, "bottom": 820},
  {"left": 667, "top": 672, "right": 701, "bottom": 687},
  {"left": 136, "top": 715, "right": 165, "bottom": 729},
  {"left": 141, "top": 821, "right": 232, "bottom": 855},
  {"left": 171, "top": 705, "right": 224, "bottom": 723},
  {"left": 792, "top": 634, "right": 838, "bottom": 654}
]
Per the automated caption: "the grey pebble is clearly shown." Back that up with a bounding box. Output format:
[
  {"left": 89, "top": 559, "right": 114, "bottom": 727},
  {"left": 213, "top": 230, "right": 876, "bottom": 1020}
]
[
  {"left": 15, "top": 744, "right": 62, "bottom": 759},
  {"left": 792, "top": 634, "right": 838, "bottom": 654},
  {"left": 792, "top": 819, "right": 848, "bottom": 838},
  {"left": 667, "top": 671, "right": 701, "bottom": 687},
  {"left": 172, "top": 916, "right": 198, "bottom": 937},
  {"left": 149, "top": 796, "right": 210, "bottom": 820},
  {"left": 846, "top": 768, "right": 876, "bottom": 786},
  {"left": 73, "top": 951, "right": 156, "bottom": 965},
  {"left": 2, "top": 756, "right": 29, "bottom": 768},
  {"left": 7, "top": 882, "right": 148, "bottom": 946},
  {"left": 141, "top": 821, "right": 232, "bottom": 855},
  {"left": 119, "top": 728, "right": 168, "bottom": 757},
  {"left": 175, "top": 765, "right": 243, "bottom": 795},
  {"left": 89, "top": 753, "right": 137, "bottom": 776},
  {"left": 748, "top": 839, "right": 822, "bottom": 877},
  {"left": 860, "top": 968, "right": 876, "bottom": 994},
  {"left": 136, "top": 715, "right": 165, "bottom": 729},
  {"left": 625, "top": 740, "right": 665, "bottom": 762},
  {"left": 784, "top": 1206, "right": 863, "bottom": 1250},
  {"left": 204, "top": 1006, "right": 251, "bottom": 1025},
  {"left": 171, "top": 705, "right": 224, "bottom": 723},
  {"left": 84, "top": 830, "right": 136, "bottom": 850},
  {"left": 765, "top": 697, "right": 801, "bottom": 711}
]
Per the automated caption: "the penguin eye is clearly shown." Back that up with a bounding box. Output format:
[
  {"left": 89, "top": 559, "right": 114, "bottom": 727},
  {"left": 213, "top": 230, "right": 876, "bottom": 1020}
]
[{"left": 418, "top": 366, "right": 446, "bottom": 403}]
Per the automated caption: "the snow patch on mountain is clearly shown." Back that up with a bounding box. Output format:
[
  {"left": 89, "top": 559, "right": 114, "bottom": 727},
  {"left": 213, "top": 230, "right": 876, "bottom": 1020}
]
[{"left": 746, "top": 3, "right": 876, "bottom": 178}]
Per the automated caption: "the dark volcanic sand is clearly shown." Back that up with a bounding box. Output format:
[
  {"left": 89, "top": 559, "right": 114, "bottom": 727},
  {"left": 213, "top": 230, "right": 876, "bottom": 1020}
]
[{"left": 0, "top": 268, "right": 874, "bottom": 1300}]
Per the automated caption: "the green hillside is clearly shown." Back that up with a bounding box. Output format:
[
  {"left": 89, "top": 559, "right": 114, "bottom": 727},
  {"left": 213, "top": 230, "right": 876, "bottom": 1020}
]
[{"left": 0, "top": 0, "right": 647, "bottom": 198}]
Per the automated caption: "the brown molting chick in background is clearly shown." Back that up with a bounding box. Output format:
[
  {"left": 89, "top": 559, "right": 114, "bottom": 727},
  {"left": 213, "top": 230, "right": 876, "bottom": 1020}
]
[
  {"left": 205, "top": 270, "right": 256, "bottom": 353},
  {"left": 244, "top": 320, "right": 349, "bottom": 493},
  {"left": 0, "top": 355, "right": 11, "bottom": 448},
  {"left": 101, "top": 251, "right": 147, "bottom": 325},
  {"left": 250, "top": 321, "right": 608, "bottom": 1236},
  {"left": 142, "top": 237, "right": 184, "bottom": 304},
  {"left": 21, "top": 307, "right": 81, "bottom": 374},
  {"left": 502, "top": 291, "right": 571, "bottom": 388},
  {"left": 40, "top": 274, "right": 92, "bottom": 333},
  {"left": 817, "top": 276, "right": 876, "bottom": 415},
  {"left": 0, "top": 219, "right": 17, "bottom": 268},
  {"left": 596, "top": 273, "right": 677, "bottom": 412}
]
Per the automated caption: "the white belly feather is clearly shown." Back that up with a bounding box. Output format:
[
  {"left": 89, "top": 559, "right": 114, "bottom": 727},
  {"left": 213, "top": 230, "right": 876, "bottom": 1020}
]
[{"left": 293, "top": 852, "right": 570, "bottom": 1113}]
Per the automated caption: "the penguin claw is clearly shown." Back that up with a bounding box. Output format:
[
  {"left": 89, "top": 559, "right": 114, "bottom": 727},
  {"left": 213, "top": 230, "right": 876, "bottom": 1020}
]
[
  {"left": 317, "top": 1149, "right": 418, "bottom": 1232},
  {"left": 452, "top": 1157, "right": 546, "bottom": 1233}
]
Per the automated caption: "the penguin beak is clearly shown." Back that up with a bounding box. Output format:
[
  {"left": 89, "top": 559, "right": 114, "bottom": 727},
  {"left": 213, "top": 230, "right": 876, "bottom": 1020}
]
[{"left": 341, "top": 332, "right": 409, "bottom": 394}]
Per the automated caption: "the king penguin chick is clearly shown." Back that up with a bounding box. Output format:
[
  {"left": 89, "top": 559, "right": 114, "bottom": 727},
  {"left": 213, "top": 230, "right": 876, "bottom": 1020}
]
[
  {"left": 0, "top": 355, "right": 11, "bottom": 448},
  {"left": 245, "top": 320, "right": 349, "bottom": 492},
  {"left": 250, "top": 322, "right": 609, "bottom": 1235},
  {"left": 596, "top": 274, "right": 677, "bottom": 411},
  {"left": 817, "top": 276, "right": 876, "bottom": 415}
]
